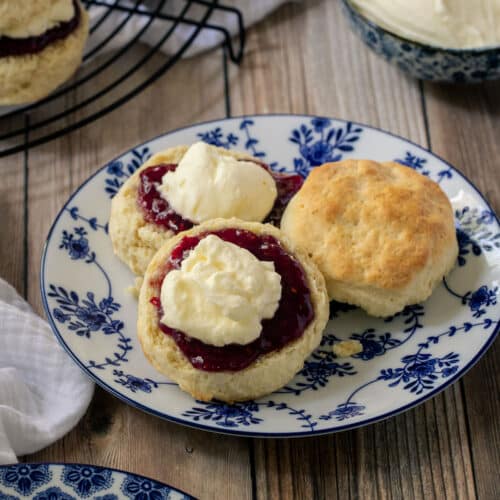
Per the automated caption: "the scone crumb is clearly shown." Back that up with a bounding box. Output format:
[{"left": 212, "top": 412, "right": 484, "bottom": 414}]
[
  {"left": 126, "top": 276, "right": 144, "bottom": 299},
  {"left": 333, "top": 339, "right": 363, "bottom": 357}
]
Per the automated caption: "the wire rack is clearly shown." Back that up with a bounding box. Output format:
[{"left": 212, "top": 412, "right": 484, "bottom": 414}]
[{"left": 0, "top": 0, "right": 245, "bottom": 157}]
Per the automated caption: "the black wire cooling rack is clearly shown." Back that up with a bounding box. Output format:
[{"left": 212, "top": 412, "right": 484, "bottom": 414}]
[{"left": 0, "top": 0, "right": 245, "bottom": 157}]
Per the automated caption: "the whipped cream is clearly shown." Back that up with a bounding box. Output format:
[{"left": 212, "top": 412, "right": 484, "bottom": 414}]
[
  {"left": 160, "top": 234, "right": 282, "bottom": 347},
  {"left": 350, "top": 0, "right": 500, "bottom": 49},
  {"left": 158, "top": 142, "right": 277, "bottom": 224},
  {"left": 1, "top": 0, "right": 75, "bottom": 39}
]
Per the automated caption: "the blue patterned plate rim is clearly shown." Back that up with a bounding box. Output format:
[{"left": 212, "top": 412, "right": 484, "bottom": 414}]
[
  {"left": 341, "top": 0, "right": 500, "bottom": 53},
  {"left": 40, "top": 113, "right": 499, "bottom": 437},
  {"left": 0, "top": 462, "right": 195, "bottom": 499}
]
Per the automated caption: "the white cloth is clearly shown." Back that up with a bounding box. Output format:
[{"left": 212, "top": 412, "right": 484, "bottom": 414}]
[
  {"left": 86, "top": 0, "right": 296, "bottom": 57},
  {"left": 0, "top": 279, "right": 94, "bottom": 465}
]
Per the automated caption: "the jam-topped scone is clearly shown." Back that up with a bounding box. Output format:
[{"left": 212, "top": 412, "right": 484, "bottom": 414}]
[
  {"left": 109, "top": 142, "right": 304, "bottom": 275},
  {"left": 137, "top": 219, "right": 329, "bottom": 402},
  {"left": 281, "top": 159, "right": 458, "bottom": 317},
  {"left": 0, "top": 0, "right": 89, "bottom": 104}
]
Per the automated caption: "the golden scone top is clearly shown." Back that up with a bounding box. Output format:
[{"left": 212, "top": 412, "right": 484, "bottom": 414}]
[
  {"left": 281, "top": 159, "right": 458, "bottom": 303},
  {"left": 0, "top": 0, "right": 75, "bottom": 38}
]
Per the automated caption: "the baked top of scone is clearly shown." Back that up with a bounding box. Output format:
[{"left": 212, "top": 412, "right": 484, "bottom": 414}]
[
  {"left": 109, "top": 142, "right": 303, "bottom": 275},
  {"left": 0, "top": 0, "right": 88, "bottom": 105},
  {"left": 282, "top": 159, "right": 456, "bottom": 291},
  {"left": 137, "top": 218, "right": 329, "bottom": 403},
  {"left": 0, "top": 0, "right": 76, "bottom": 39}
]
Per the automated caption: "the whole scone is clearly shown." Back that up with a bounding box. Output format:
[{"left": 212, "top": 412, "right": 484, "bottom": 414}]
[
  {"left": 137, "top": 218, "right": 329, "bottom": 403},
  {"left": 281, "top": 159, "right": 458, "bottom": 317},
  {"left": 109, "top": 145, "right": 275, "bottom": 276},
  {"left": 0, "top": 0, "right": 89, "bottom": 105}
]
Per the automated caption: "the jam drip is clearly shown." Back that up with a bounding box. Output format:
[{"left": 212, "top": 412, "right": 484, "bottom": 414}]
[
  {"left": 137, "top": 160, "right": 303, "bottom": 233},
  {"left": 266, "top": 171, "right": 304, "bottom": 225},
  {"left": 0, "top": 0, "right": 81, "bottom": 58},
  {"left": 137, "top": 164, "right": 194, "bottom": 233},
  {"left": 151, "top": 229, "right": 314, "bottom": 372}
]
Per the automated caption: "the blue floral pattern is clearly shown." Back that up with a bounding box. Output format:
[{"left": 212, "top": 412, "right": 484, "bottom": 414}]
[
  {"left": 443, "top": 280, "right": 498, "bottom": 318},
  {"left": 289, "top": 119, "right": 362, "bottom": 177},
  {"left": 41, "top": 115, "right": 500, "bottom": 436},
  {"left": 121, "top": 476, "right": 171, "bottom": 500},
  {"left": 395, "top": 151, "right": 453, "bottom": 182},
  {"left": 351, "top": 305, "right": 425, "bottom": 360},
  {"left": 62, "top": 465, "right": 113, "bottom": 498},
  {"left": 183, "top": 401, "right": 263, "bottom": 428},
  {"left": 0, "top": 465, "right": 191, "bottom": 499},
  {"left": 198, "top": 127, "right": 239, "bottom": 149},
  {"left": 0, "top": 465, "right": 51, "bottom": 496},
  {"left": 105, "top": 147, "right": 152, "bottom": 198},
  {"left": 455, "top": 207, "right": 500, "bottom": 265},
  {"left": 33, "top": 487, "right": 76, "bottom": 500}
]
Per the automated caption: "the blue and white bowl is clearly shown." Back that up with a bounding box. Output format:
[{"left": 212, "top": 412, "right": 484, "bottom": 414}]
[{"left": 341, "top": 0, "right": 500, "bottom": 83}]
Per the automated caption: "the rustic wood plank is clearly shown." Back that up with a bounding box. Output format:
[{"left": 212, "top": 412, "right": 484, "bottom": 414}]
[
  {"left": 0, "top": 147, "right": 24, "bottom": 295},
  {"left": 25, "top": 48, "right": 252, "bottom": 500},
  {"left": 424, "top": 80, "right": 500, "bottom": 500},
  {"left": 229, "top": 2, "right": 478, "bottom": 499},
  {"left": 0, "top": 113, "right": 27, "bottom": 296}
]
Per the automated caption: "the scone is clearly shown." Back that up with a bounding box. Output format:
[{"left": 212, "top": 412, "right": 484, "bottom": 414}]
[
  {"left": 109, "top": 142, "right": 303, "bottom": 275},
  {"left": 0, "top": 0, "right": 89, "bottom": 105},
  {"left": 137, "top": 218, "right": 329, "bottom": 402},
  {"left": 281, "top": 159, "right": 458, "bottom": 317}
]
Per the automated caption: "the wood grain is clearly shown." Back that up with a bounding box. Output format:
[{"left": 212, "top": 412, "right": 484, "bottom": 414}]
[
  {"left": 228, "top": 2, "right": 482, "bottom": 499},
  {"left": 424, "top": 80, "right": 500, "bottom": 500},
  {"left": 0, "top": 149, "right": 24, "bottom": 295}
]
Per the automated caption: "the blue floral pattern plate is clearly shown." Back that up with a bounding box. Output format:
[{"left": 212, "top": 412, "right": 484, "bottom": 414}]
[
  {"left": 0, "top": 463, "right": 193, "bottom": 499},
  {"left": 40, "top": 115, "right": 499, "bottom": 437}
]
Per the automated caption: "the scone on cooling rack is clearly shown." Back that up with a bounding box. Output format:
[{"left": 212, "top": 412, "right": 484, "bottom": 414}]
[
  {"left": 137, "top": 219, "right": 329, "bottom": 403},
  {"left": 109, "top": 142, "right": 304, "bottom": 275},
  {"left": 281, "top": 159, "right": 458, "bottom": 317},
  {"left": 0, "top": 0, "right": 89, "bottom": 105}
]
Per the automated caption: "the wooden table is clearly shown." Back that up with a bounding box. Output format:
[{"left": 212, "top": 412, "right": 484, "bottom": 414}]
[{"left": 1, "top": 1, "right": 498, "bottom": 498}]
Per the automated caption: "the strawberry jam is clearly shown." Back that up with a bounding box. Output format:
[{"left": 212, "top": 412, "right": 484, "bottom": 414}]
[
  {"left": 137, "top": 164, "right": 194, "bottom": 233},
  {"left": 137, "top": 161, "right": 303, "bottom": 232},
  {"left": 150, "top": 229, "right": 314, "bottom": 372},
  {"left": 0, "top": 1, "right": 80, "bottom": 58}
]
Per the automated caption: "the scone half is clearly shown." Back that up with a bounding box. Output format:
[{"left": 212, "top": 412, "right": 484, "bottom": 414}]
[
  {"left": 109, "top": 144, "right": 288, "bottom": 276},
  {"left": 0, "top": 0, "right": 89, "bottom": 105},
  {"left": 137, "top": 218, "right": 329, "bottom": 403},
  {"left": 281, "top": 159, "right": 459, "bottom": 317}
]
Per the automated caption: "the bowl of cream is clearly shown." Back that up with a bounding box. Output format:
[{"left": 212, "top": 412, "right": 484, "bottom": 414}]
[{"left": 342, "top": 0, "right": 500, "bottom": 82}]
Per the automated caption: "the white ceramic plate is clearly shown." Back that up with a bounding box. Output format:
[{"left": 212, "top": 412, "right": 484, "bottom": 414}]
[
  {"left": 41, "top": 114, "right": 499, "bottom": 437},
  {"left": 0, "top": 463, "right": 193, "bottom": 499}
]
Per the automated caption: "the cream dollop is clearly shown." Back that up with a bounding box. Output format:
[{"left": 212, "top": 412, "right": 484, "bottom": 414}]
[
  {"left": 160, "top": 234, "right": 282, "bottom": 347},
  {"left": 350, "top": 0, "right": 500, "bottom": 49},
  {"left": 158, "top": 142, "right": 277, "bottom": 224},
  {"left": 1, "top": 0, "right": 75, "bottom": 38}
]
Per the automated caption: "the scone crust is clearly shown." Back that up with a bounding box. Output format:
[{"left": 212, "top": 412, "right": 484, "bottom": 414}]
[
  {"left": 109, "top": 145, "right": 266, "bottom": 276},
  {"left": 0, "top": 0, "right": 73, "bottom": 33},
  {"left": 281, "top": 160, "right": 458, "bottom": 317},
  {"left": 0, "top": 0, "right": 89, "bottom": 105},
  {"left": 137, "top": 218, "right": 329, "bottom": 403}
]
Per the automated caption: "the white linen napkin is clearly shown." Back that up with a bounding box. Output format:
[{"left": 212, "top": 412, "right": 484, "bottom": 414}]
[
  {"left": 85, "top": 0, "right": 298, "bottom": 57},
  {"left": 0, "top": 278, "right": 94, "bottom": 465}
]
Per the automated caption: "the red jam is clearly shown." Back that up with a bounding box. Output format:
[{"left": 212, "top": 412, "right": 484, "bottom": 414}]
[
  {"left": 137, "top": 164, "right": 194, "bottom": 233},
  {"left": 0, "top": 0, "right": 80, "bottom": 58},
  {"left": 266, "top": 171, "right": 304, "bottom": 225},
  {"left": 137, "top": 161, "right": 303, "bottom": 232},
  {"left": 150, "top": 229, "right": 314, "bottom": 372}
]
